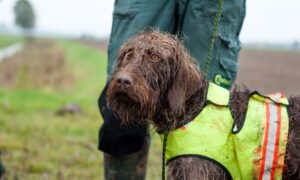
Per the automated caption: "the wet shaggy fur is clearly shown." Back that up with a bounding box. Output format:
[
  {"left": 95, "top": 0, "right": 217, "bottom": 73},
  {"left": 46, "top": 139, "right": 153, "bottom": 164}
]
[{"left": 107, "top": 31, "right": 300, "bottom": 179}]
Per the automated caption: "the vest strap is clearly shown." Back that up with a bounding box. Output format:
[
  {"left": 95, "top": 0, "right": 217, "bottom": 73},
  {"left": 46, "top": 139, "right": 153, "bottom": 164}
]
[{"left": 207, "top": 82, "right": 229, "bottom": 106}]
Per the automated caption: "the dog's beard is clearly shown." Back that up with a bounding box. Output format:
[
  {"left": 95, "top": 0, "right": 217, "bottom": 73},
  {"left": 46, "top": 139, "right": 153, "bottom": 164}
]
[
  {"left": 107, "top": 81, "right": 157, "bottom": 125},
  {"left": 110, "top": 93, "right": 143, "bottom": 125}
]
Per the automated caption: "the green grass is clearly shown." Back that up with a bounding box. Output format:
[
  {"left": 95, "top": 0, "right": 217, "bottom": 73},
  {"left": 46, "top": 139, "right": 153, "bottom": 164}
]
[
  {"left": 0, "top": 35, "right": 23, "bottom": 48},
  {"left": 0, "top": 38, "right": 162, "bottom": 179},
  {"left": 0, "top": 39, "right": 106, "bottom": 179}
]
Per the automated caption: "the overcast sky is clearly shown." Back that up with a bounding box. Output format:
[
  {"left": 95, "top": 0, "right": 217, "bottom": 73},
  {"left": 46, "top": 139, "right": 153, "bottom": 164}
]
[{"left": 0, "top": 0, "right": 300, "bottom": 43}]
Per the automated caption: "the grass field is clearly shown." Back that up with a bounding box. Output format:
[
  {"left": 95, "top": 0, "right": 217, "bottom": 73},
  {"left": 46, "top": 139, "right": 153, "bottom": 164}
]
[
  {"left": 0, "top": 38, "right": 107, "bottom": 179},
  {"left": 0, "top": 35, "right": 23, "bottom": 48},
  {"left": 0, "top": 36, "right": 163, "bottom": 179}
]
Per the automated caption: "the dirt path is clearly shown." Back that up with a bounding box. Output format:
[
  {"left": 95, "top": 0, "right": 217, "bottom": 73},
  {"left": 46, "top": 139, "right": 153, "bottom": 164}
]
[{"left": 0, "top": 43, "right": 24, "bottom": 61}]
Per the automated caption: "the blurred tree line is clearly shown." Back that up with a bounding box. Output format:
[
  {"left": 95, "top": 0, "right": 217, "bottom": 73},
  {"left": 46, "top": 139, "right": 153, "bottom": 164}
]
[{"left": 14, "top": 0, "right": 35, "bottom": 40}]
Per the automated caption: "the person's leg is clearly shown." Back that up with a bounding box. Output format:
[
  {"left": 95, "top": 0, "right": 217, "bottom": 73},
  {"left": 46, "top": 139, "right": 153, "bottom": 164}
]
[
  {"left": 178, "top": 0, "right": 246, "bottom": 89},
  {"left": 99, "top": 1, "right": 177, "bottom": 179},
  {"left": 98, "top": 84, "right": 149, "bottom": 180}
]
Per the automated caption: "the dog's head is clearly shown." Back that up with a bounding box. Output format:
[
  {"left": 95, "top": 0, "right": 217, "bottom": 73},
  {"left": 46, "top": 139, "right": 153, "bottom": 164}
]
[{"left": 107, "top": 31, "right": 202, "bottom": 126}]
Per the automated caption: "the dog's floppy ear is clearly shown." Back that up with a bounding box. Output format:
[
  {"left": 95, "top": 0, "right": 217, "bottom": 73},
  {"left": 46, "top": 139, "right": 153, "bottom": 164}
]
[
  {"left": 167, "top": 74, "right": 186, "bottom": 117},
  {"left": 167, "top": 41, "right": 201, "bottom": 117}
]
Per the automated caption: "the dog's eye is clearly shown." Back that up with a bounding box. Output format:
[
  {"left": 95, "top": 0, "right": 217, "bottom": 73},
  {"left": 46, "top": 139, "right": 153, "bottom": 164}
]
[{"left": 151, "top": 54, "right": 160, "bottom": 62}]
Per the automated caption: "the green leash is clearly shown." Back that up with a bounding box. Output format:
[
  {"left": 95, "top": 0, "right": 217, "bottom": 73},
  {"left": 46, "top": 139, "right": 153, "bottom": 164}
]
[
  {"left": 161, "top": 0, "right": 224, "bottom": 179},
  {"left": 162, "top": 133, "right": 168, "bottom": 180},
  {"left": 204, "top": 0, "right": 224, "bottom": 75}
]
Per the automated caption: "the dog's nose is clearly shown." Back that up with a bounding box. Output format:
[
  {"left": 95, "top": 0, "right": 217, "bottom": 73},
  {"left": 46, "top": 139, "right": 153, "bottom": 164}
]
[{"left": 115, "top": 74, "right": 132, "bottom": 88}]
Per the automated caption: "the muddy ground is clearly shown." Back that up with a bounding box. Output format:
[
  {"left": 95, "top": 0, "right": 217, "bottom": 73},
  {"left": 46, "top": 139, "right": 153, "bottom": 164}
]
[{"left": 237, "top": 49, "right": 300, "bottom": 96}]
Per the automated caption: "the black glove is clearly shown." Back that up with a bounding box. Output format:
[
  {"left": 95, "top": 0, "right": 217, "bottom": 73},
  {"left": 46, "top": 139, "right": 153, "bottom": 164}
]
[{"left": 98, "top": 83, "right": 148, "bottom": 156}]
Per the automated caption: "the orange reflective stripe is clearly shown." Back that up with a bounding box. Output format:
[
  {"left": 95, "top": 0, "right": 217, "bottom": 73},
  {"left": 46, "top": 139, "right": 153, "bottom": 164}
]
[
  {"left": 259, "top": 100, "right": 282, "bottom": 180},
  {"left": 270, "top": 105, "right": 281, "bottom": 179},
  {"left": 259, "top": 101, "right": 270, "bottom": 180}
]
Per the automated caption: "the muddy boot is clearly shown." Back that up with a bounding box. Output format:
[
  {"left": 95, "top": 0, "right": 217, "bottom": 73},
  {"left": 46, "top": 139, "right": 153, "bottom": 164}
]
[{"left": 104, "top": 136, "right": 150, "bottom": 180}]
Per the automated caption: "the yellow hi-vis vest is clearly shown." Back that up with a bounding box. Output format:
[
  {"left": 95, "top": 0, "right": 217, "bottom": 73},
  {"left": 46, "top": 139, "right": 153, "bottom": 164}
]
[{"left": 160, "top": 83, "right": 289, "bottom": 180}]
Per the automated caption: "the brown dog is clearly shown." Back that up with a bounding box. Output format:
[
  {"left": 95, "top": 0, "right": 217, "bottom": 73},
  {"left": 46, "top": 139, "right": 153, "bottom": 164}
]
[{"left": 107, "top": 31, "right": 300, "bottom": 180}]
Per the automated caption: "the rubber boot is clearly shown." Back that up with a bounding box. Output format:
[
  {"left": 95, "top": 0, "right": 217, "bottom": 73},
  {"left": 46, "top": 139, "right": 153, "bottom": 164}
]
[{"left": 104, "top": 136, "right": 150, "bottom": 180}]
